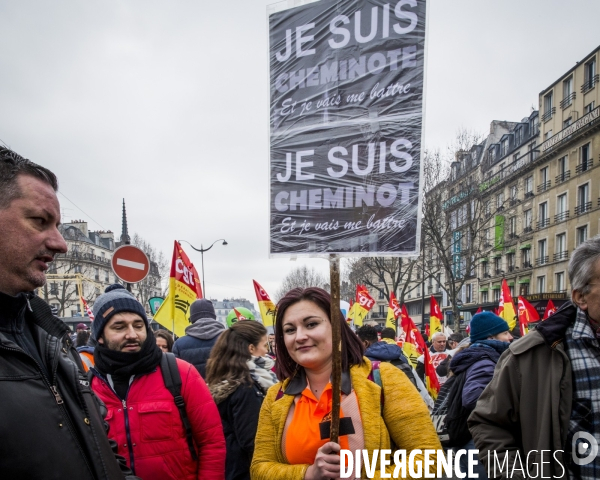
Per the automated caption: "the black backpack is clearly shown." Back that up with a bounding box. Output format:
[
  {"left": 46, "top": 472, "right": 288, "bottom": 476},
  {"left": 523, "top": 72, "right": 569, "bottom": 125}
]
[
  {"left": 160, "top": 352, "right": 198, "bottom": 460},
  {"left": 442, "top": 371, "right": 473, "bottom": 447}
]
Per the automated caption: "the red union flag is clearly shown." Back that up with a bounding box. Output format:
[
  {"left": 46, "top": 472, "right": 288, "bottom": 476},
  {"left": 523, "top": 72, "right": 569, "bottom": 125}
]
[
  {"left": 385, "top": 292, "right": 401, "bottom": 330},
  {"left": 153, "top": 241, "right": 203, "bottom": 337},
  {"left": 253, "top": 280, "right": 276, "bottom": 327},
  {"left": 234, "top": 308, "right": 248, "bottom": 321},
  {"left": 81, "top": 297, "right": 94, "bottom": 321},
  {"left": 518, "top": 296, "right": 539, "bottom": 336},
  {"left": 430, "top": 296, "right": 443, "bottom": 335},
  {"left": 348, "top": 285, "right": 375, "bottom": 327},
  {"left": 543, "top": 299, "right": 557, "bottom": 320},
  {"left": 400, "top": 304, "right": 425, "bottom": 368},
  {"left": 498, "top": 279, "right": 517, "bottom": 331}
]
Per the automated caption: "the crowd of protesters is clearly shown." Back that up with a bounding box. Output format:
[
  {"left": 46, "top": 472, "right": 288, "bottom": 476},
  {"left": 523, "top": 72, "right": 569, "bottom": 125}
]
[{"left": 4, "top": 145, "right": 600, "bottom": 479}]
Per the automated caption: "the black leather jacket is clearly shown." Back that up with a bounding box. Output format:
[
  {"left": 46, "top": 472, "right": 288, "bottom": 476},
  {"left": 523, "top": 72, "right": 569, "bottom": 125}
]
[{"left": 0, "top": 292, "right": 138, "bottom": 480}]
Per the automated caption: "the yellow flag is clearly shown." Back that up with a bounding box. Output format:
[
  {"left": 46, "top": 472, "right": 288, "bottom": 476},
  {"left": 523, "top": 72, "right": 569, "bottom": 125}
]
[
  {"left": 253, "top": 280, "right": 276, "bottom": 327},
  {"left": 498, "top": 279, "right": 517, "bottom": 331},
  {"left": 385, "top": 292, "right": 401, "bottom": 330},
  {"left": 430, "top": 296, "right": 443, "bottom": 335},
  {"left": 348, "top": 285, "right": 374, "bottom": 327},
  {"left": 153, "top": 241, "right": 202, "bottom": 337}
]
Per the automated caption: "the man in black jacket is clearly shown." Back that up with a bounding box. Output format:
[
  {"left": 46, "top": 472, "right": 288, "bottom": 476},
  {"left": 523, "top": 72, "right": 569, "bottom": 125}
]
[{"left": 0, "top": 147, "right": 137, "bottom": 479}]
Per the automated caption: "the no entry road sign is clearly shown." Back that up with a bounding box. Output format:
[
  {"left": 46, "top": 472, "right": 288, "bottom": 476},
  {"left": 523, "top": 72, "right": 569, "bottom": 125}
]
[{"left": 111, "top": 245, "right": 150, "bottom": 283}]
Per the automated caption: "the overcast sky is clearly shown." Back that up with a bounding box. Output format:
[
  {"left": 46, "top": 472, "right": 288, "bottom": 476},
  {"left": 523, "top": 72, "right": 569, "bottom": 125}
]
[{"left": 1, "top": 0, "right": 599, "bottom": 308}]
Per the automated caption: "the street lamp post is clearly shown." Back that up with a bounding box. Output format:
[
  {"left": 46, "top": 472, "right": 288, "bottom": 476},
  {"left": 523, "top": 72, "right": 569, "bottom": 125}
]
[{"left": 179, "top": 239, "right": 228, "bottom": 297}]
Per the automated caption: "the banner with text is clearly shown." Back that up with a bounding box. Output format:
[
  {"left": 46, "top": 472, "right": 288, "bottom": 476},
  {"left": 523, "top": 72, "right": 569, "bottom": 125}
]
[{"left": 269, "top": 0, "right": 427, "bottom": 256}]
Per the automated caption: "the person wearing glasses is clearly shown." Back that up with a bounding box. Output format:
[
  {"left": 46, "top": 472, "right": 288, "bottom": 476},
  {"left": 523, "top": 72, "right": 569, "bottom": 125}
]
[{"left": 469, "top": 235, "right": 600, "bottom": 479}]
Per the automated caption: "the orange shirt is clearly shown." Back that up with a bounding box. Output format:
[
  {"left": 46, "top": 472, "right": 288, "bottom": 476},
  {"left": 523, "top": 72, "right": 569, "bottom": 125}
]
[{"left": 285, "top": 382, "right": 349, "bottom": 465}]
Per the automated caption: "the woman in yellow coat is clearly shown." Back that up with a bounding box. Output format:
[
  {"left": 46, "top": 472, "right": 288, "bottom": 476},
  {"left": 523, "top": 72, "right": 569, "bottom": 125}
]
[{"left": 250, "top": 287, "right": 441, "bottom": 480}]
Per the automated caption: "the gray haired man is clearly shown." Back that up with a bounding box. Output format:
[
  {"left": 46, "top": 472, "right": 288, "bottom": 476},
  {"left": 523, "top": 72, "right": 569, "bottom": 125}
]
[
  {"left": 469, "top": 234, "right": 600, "bottom": 479},
  {"left": 0, "top": 147, "right": 137, "bottom": 479}
]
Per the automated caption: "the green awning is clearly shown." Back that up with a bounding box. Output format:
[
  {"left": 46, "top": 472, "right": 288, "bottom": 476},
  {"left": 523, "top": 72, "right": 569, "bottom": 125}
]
[
  {"left": 518, "top": 278, "right": 531, "bottom": 284},
  {"left": 493, "top": 253, "right": 502, "bottom": 258},
  {"left": 520, "top": 244, "right": 531, "bottom": 250},
  {"left": 491, "top": 284, "right": 501, "bottom": 290},
  {"left": 479, "top": 287, "right": 489, "bottom": 292},
  {"left": 506, "top": 248, "right": 516, "bottom": 254},
  {"left": 480, "top": 258, "right": 489, "bottom": 263},
  {"left": 507, "top": 281, "right": 515, "bottom": 286}
]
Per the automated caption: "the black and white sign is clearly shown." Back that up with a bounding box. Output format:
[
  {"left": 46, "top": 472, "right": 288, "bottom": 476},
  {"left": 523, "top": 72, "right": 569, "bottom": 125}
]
[{"left": 269, "top": 0, "right": 427, "bottom": 256}]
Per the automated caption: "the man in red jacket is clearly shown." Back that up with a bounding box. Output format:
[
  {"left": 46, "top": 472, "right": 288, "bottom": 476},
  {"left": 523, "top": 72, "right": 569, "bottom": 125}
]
[{"left": 89, "top": 284, "right": 226, "bottom": 480}]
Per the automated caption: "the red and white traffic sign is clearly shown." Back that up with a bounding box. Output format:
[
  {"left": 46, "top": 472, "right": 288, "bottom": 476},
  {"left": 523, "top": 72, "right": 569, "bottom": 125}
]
[{"left": 111, "top": 245, "right": 150, "bottom": 283}]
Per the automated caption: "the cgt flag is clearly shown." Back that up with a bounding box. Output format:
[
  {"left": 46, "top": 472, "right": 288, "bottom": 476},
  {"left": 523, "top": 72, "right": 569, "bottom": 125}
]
[
  {"left": 399, "top": 304, "right": 425, "bottom": 369},
  {"left": 385, "top": 292, "right": 401, "bottom": 330},
  {"left": 233, "top": 308, "right": 248, "bottom": 321},
  {"left": 348, "top": 285, "right": 375, "bottom": 327},
  {"left": 517, "top": 296, "right": 539, "bottom": 336},
  {"left": 430, "top": 296, "right": 443, "bottom": 335},
  {"left": 253, "top": 280, "right": 276, "bottom": 327},
  {"left": 423, "top": 347, "right": 441, "bottom": 400},
  {"left": 543, "top": 299, "right": 557, "bottom": 320},
  {"left": 498, "top": 279, "right": 517, "bottom": 331},
  {"left": 154, "top": 241, "right": 203, "bottom": 337}
]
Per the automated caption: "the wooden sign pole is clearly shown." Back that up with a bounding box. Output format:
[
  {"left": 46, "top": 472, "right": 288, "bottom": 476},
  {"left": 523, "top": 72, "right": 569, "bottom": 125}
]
[{"left": 329, "top": 254, "right": 342, "bottom": 444}]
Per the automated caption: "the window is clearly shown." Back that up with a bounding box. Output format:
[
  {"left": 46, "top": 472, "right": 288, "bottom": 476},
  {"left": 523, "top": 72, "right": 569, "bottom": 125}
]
[
  {"left": 543, "top": 91, "right": 554, "bottom": 121},
  {"left": 378, "top": 290, "right": 384, "bottom": 299},
  {"left": 94, "top": 267, "right": 99, "bottom": 280},
  {"left": 537, "top": 276, "right": 546, "bottom": 294},
  {"left": 564, "top": 118, "right": 572, "bottom": 128},
  {"left": 104, "top": 270, "right": 109, "bottom": 281},
  {"left": 523, "top": 248, "right": 532, "bottom": 267},
  {"left": 555, "top": 272, "right": 565, "bottom": 292},
  {"left": 101, "top": 251, "right": 106, "bottom": 259},
  {"left": 515, "top": 127, "right": 523, "bottom": 145},
  {"left": 501, "top": 138, "right": 509, "bottom": 157},
  {"left": 556, "top": 193, "right": 567, "bottom": 221},
  {"left": 520, "top": 284, "right": 529, "bottom": 296},
  {"left": 577, "top": 225, "right": 588, "bottom": 246},
  {"left": 556, "top": 233, "right": 567, "bottom": 258},
  {"left": 538, "top": 202, "right": 548, "bottom": 227},
  {"left": 538, "top": 239, "right": 547, "bottom": 265},
  {"left": 577, "top": 183, "right": 590, "bottom": 214},
  {"left": 489, "top": 146, "right": 496, "bottom": 162},
  {"left": 563, "top": 76, "right": 573, "bottom": 107},
  {"left": 482, "top": 291, "right": 488, "bottom": 303},
  {"left": 583, "top": 58, "right": 597, "bottom": 93},
  {"left": 544, "top": 130, "right": 553, "bottom": 140},
  {"left": 466, "top": 284, "right": 472, "bottom": 303},
  {"left": 530, "top": 115, "right": 540, "bottom": 136},
  {"left": 540, "top": 166, "right": 548, "bottom": 184},
  {"left": 493, "top": 289, "right": 501, "bottom": 302},
  {"left": 585, "top": 102, "right": 596, "bottom": 114},
  {"left": 509, "top": 216, "right": 517, "bottom": 235},
  {"left": 494, "top": 257, "right": 501, "bottom": 273},
  {"left": 496, "top": 192, "right": 504, "bottom": 209},
  {"left": 510, "top": 185, "right": 518, "bottom": 201},
  {"left": 50, "top": 283, "right": 58, "bottom": 295},
  {"left": 71, "top": 310, "right": 78, "bottom": 317},
  {"left": 525, "top": 176, "right": 533, "bottom": 195},
  {"left": 580, "top": 143, "right": 591, "bottom": 170},
  {"left": 378, "top": 304, "right": 385, "bottom": 316},
  {"left": 74, "top": 265, "right": 82, "bottom": 273},
  {"left": 557, "top": 156, "right": 568, "bottom": 181},
  {"left": 507, "top": 252, "right": 515, "bottom": 270},
  {"left": 524, "top": 209, "right": 532, "bottom": 231}
]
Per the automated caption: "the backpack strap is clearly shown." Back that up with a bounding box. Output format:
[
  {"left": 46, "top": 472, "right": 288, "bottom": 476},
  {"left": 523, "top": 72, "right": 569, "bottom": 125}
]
[
  {"left": 367, "top": 360, "right": 384, "bottom": 412},
  {"left": 160, "top": 352, "right": 198, "bottom": 460}
]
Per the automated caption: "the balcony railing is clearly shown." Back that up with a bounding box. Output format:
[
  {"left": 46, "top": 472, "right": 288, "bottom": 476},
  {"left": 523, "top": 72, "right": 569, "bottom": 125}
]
[
  {"left": 508, "top": 266, "right": 516, "bottom": 272},
  {"left": 560, "top": 92, "right": 576, "bottom": 109},
  {"left": 483, "top": 273, "right": 491, "bottom": 278},
  {"left": 576, "top": 159, "right": 594, "bottom": 174},
  {"left": 510, "top": 199, "right": 519, "bottom": 206},
  {"left": 497, "top": 205, "right": 505, "bottom": 212},
  {"left": 554, "top": 250, "right": 569, "bottom": 261},
  {"left": 536, "top": 218, "right": 550, "bottom": 229},
  {"left": 509, "top": 232, "right": 519, "bottom": 239},
  {"left": 524, "top": 191, "right": 535, "bottom": 199},
  {"left": 523, "top": 226, "right": 533, "bottom": 234},
  {"left": 537, "top": 181, "right": 551, "bottom": 193},
  {"left": 555, "top": 171, "right": 571, "bottom": 184},
  {"left": 554, "top": 211, "right": 570, "bottom": 223},
  {"left": 522, "top": 261, "right": 533, "bottom": 269},
  {"left": 575, "top": 202, "right": 592, "bottom": 215},
  {"left": 581, "top": 74, "right": 599, "bottom": 94},
  {"left": 495, "top": 269, "right": 503, "bottom": 276},
  {"left": 541, "top": 107, "right": 556, "bottom": 123},
  {"left": 55, "top": 251, "right": 111, "bottom": 265},
  {"left": 535, "top": 256, "right": 549, "bottom": 266}
]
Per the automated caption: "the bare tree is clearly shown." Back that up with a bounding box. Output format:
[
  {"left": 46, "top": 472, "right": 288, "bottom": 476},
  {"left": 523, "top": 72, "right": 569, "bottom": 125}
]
[
  {"left": 275, "top": 265, "right": 328, "bottom": 301},
  {"left": 346, "top": 257, "right": 419, "bottom": 305},
  {"left": 132, "top": 233, "right": 168, "bottom": 308}
]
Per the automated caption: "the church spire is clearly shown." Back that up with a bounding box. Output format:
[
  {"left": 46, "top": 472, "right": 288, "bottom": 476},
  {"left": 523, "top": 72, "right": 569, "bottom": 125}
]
[{"left": 120, "top": 199, "right": 130, "bottom": 245}]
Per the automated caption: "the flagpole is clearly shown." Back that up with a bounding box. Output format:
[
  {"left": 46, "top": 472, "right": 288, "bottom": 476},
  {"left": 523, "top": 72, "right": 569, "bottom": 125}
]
[{"left": 329, "top": 254, "right": 341, "bottom": 444}]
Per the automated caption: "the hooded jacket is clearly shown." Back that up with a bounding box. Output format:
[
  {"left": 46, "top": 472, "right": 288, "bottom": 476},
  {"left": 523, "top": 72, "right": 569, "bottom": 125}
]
[
  {"left": 173, "top": 318, "right": 225, "bottom": 378},
  {"left": 450, "top": 340, "right": 507, "bottom": 409},
  {"left": 468, "top": 302, "right": 577, "bottom": 479},
  {"left": 0, "top": 292, "right": 137, "bottom": 480},
  {"left": 91, "top": 355, "right": 226, "bottom": 480}
]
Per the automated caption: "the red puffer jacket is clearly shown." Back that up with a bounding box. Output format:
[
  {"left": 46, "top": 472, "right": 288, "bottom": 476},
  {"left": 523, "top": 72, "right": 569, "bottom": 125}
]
[{"left": 91, "top": 358, "right": 225, "bottom": 480}]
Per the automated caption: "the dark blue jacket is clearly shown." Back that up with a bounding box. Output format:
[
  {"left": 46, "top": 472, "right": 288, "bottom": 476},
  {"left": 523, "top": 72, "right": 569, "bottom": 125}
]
[
  {"left": 173, "top": 334, "right": 219, "bottom": 378},
  {"left": 450, "top": 340, "right": 509, "bottom": 409},
  {"left": 364, "top": 341, "right": 409, "bottom": 364}
]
